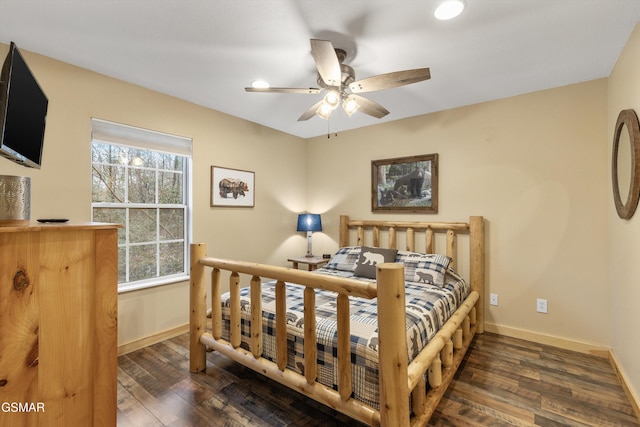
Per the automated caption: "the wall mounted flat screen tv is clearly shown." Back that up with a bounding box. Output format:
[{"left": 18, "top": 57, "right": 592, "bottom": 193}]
[{"left": 0, "top": 42, "right": 48, "bottom": 169}]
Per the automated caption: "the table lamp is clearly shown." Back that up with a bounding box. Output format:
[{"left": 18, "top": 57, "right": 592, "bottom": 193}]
[{"left": 297, "top": 213, "right": 322, "bottom": 257}]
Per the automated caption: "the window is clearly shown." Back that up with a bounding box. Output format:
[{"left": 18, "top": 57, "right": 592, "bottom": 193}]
[{"left": 91, "top": 118, "right": 192, "bottom": 292}]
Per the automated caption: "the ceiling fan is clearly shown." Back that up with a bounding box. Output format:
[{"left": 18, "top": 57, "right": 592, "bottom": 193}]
[{"left": 245, "top": 39, "right": 431, "bottom": 121}]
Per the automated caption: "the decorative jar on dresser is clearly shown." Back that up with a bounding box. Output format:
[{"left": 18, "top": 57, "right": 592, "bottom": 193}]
[{"left": 0, "top": 222, "right": 120, "bottom": 426}]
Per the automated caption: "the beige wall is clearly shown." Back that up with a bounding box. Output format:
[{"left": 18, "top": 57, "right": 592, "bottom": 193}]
[
  {"left": 307, "top": 79, "right": 611, "bottom": 348},
  {"left": 0, "top": 44, "right": 308, "bottom": 346},
  {"left": 607, "top": 24, "right": 640, "bottom": 405}
]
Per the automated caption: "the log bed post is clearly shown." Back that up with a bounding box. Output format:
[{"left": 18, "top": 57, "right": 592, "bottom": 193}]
[
  {"left": 470, "top": 216, "right": 485, "bottom": 333},
  {"left": 190, "top": 243, "right": 207, "bottom": 372},
  {"left": 377, "top": 262, "right": 410, "bottom": 427},
  {"left": 339, "top": 215, "right": 349, "bottom": 247}
]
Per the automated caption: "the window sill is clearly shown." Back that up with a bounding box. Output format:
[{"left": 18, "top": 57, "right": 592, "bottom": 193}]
[{"left": 117, "top": 274, "right": 190, "bottom": 294}]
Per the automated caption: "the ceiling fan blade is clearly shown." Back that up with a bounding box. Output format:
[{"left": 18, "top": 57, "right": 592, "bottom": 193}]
[
  {"left": 310, "top": 39, "right": 342, "bottom": 87},
  {"left": 351, "top": 94, "right": 389, "bottom": 119},
  {"left": 245, "top": 87, "right": 321, "bottom": 94},
  {"left": 297, "top": 99, "right": 324, "bottom": 121},
  {"left": 349, "top": 68, "right": 431, "bottom": 93}
]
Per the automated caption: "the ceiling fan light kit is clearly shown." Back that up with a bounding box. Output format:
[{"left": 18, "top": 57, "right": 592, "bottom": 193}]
[
  {"left": 343, "top": 96, "right": 360, "bottom": 117},
  {"left": 316, "top": 102, "right": 333, "bottom": 120},
  {"left": 245, "top": 39, "right": 431, "bottom": 121},
  {"left": 323, "top": 90, "right": 341, "bottom": 110}
]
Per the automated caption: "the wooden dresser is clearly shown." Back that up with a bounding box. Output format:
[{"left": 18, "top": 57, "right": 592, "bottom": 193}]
[{"left": 0, "top": 223, "right": 120, "bottom": 426}]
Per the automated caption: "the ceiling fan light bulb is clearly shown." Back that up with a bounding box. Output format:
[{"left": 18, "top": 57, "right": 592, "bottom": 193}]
[
  {"left": 324, "top": 90, "right": 340, "bottom": 110},
  {"left": 343, "top": 98, "right": 360, "bottom": 116},
  {"left": 434, "top": 0, "right": 465, "bottom": 20},
  {"left": 317, "top": 103, "right": 332, "bottom": 120}
]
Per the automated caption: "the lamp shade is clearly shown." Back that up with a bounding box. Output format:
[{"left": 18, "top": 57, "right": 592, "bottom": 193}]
[{"left": 297, "top": 213, "right": 322, "bottom": 232}]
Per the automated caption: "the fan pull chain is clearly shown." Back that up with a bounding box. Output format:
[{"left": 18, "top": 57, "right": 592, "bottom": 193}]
[{"left": 326, "top": 116, "right": 338, "bottom": 138}]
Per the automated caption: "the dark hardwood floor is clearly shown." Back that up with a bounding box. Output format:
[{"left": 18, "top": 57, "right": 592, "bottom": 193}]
[{"left": 117, "top": 332, "right": 639, "bottom": 426}]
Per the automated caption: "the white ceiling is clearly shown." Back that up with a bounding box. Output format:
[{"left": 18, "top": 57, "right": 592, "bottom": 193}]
[{"left": 1, "top": 0, "right": 640, "bottom": 139}]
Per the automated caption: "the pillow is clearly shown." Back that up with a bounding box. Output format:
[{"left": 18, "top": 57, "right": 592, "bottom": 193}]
[
  {"left": 354, "top": 246, "right": 398, "bottom": 279},
  {"left": 396, "top": 251, "right": 451, "bottom": 287},
  {"left": 323, "top": 246, "right": 361, "bottom": 272}
]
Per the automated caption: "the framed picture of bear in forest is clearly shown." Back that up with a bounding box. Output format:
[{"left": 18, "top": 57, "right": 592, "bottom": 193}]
[
  {"left": 211, "top": 166, "right": 255, "bottom": 207},
  {"left": 371, "top": 153, "right": 438, "bottom": 213}
]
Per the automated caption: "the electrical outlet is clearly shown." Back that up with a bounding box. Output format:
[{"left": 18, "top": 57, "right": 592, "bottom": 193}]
[
  {"left": 536, "top": 298, "right": 548, "bottom": 314},
  {"left": 490, "top": 293, "right": 498, "bottom": 306}
]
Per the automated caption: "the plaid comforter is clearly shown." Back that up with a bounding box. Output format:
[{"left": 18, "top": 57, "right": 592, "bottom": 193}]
[{"left": 220, "top": 267, "right": 469, "bottom": 410}]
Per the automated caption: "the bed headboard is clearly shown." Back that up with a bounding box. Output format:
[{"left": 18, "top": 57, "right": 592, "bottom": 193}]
[{"left": 338, "top": 214, "right": 485, "bottom": 332}]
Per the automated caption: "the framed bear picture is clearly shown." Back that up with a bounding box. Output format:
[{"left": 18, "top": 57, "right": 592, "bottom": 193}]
[
  {"left": 371, "top": 153, "right": 438, "bottom": 213},
  {"left": 211, "top": 166, "right": 255, "bottom": 207}
]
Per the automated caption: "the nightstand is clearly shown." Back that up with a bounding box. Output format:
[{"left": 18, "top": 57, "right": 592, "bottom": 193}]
[{"left": 287, "top": 256, "right": 329, "bottom": 271}]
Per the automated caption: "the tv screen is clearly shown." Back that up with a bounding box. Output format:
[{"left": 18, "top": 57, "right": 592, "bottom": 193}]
[{"left": 0, "top": 42, "right": 48, "bottom": 169}]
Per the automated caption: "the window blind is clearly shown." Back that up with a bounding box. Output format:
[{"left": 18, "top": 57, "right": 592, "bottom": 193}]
[{"left": 90, "top": 118, "right": 192, "bottom": 157}]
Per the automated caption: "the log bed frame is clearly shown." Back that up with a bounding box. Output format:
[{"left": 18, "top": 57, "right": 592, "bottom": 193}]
[{"left": 190, "top": 215, "right": 485, "bottom": 427}]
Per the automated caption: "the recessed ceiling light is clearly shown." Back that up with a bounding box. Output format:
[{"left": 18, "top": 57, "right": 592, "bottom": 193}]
[
  {"left": 251, "top": 80, "right": 270, "bottom": 89},
  {"left": 434, "top": 0, "right": 466, "bottom": 20}
]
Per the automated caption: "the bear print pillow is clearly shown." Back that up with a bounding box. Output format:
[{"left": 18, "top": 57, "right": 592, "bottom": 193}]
[
  {"left": 354, "top": 246, "right": 398, "bottom": 279},
  {"left": 396, "top": 251, "right": 451, "bottom": 287}
]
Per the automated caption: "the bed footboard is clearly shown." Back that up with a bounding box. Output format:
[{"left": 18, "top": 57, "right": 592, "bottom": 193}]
[{"left": 190, "top": 247, "right": 404, "bottom": 426}]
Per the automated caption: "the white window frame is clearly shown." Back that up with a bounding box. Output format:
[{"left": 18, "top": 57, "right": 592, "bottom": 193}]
[{"left": 91, "top": 118, "right": 193, "bottom": 293}]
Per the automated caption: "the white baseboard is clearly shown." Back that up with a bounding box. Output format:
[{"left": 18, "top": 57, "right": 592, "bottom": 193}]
[
  {"left": 117, "top": 323, "right": 189, "bottom": 356},
  {"left": 608, "top": 348, "right": 640, "bottom": 422},
  {"left": 485, "top": 322, "right": 639, "bottom": 420},
  {"left": 484, "top": 322, "right": 610, "bottom": 357}
]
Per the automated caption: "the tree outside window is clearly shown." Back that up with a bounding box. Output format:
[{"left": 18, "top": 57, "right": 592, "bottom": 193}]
[{"left": 91, "top": 141, "right": 189, "bottom": 291}]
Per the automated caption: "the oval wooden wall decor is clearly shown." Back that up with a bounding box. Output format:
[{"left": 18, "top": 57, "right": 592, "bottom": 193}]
[{"left": 612, "top": 109, "right": 640, "bottom": 219}]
